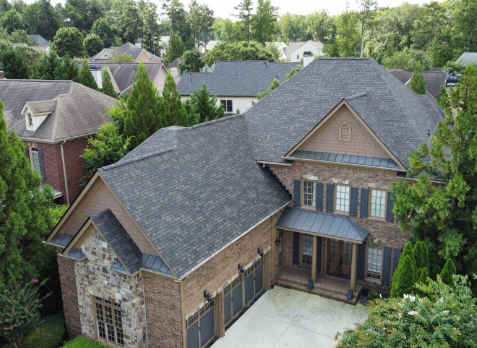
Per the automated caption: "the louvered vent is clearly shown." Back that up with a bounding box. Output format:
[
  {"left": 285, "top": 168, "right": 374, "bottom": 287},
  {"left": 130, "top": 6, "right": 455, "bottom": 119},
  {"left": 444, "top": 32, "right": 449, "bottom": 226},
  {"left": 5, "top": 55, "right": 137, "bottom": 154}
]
[{"left": 340, "top": 122, "right": 351, "bottom": 141}]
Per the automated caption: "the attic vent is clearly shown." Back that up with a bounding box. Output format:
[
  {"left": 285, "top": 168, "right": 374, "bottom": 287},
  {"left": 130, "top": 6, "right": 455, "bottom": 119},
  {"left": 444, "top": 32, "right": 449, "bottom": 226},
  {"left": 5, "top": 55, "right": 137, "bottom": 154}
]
[{"left": 339, "top": 122, "right": 351, "bottom": 141}]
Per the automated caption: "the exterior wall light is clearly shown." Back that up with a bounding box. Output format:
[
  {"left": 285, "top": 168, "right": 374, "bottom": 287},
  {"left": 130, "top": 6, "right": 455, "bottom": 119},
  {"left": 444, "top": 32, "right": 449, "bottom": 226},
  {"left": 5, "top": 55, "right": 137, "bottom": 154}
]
[
  {"left": 258, "top": 248, "right": 264, "bottom": 257},
  {"left": 238, "top": 263, "right": 245, "bottom": 273},
  {"left": 275, "top": 238, "right": 282, "bottom": 247},
  {"left": 204, "top": 290, "right": 213, "bottom": 302}
]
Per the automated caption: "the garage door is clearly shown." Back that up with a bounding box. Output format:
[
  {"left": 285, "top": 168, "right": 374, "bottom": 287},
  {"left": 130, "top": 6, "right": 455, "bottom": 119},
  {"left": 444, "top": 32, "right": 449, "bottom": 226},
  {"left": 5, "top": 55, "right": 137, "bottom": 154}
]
[
  {"left": 254, "top": 259, "right": 263, "bottom": 295},
  {"left": 186, "top": 299, "right": 215, "bottom": 348}
]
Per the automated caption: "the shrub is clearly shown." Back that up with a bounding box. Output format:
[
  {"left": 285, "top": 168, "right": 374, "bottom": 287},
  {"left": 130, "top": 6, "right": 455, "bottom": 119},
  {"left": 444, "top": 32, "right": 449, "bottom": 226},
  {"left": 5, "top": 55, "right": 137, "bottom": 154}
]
[
  {"left": 440, "top": 258, "right": 456, "bottom": 285},
  {"left": 367, "top": 290, "right": 380, "bottom": 301},
  {"left": 62, "top": 336, "right": 109, "bottom": 348},
  {"left": 23, "top": 314, "right": 65, "bottom": 348}
]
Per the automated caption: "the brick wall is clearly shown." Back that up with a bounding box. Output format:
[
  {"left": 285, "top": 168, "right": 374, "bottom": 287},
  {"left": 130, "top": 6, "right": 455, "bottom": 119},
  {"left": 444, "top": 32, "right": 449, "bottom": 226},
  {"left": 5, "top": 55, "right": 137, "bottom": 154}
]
[
  {"left": 136, "top": 51, "right": 161, "bottom": 64},
  {"left": 143, "top": 273, "right": 183, "bottom": 348},
  {"left": 63, "top": 137, "right": 89, "bottom": 203},
  {"left": 57, "top": 252, "right": 81, "bottom": 338}
]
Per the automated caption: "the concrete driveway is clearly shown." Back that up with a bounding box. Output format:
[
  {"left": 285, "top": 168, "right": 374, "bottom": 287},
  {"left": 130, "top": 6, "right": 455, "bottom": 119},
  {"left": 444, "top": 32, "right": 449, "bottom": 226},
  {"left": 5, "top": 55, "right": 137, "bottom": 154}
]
[{"left": 211, "top": 286, "right": 367, "bottom": 348}]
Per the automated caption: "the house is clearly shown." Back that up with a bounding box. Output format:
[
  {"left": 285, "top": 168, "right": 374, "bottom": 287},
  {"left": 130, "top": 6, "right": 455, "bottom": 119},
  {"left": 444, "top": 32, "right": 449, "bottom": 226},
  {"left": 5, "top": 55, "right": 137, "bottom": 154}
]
[
  {"left": 286, "top": 40, "right": 324, "bottom": 62},
  {"left": 88, "top": 43, "right": 162, "bottom": 64},
  {"left": 46, "top": 58, "right": 443, "bottom": 348},
  {"left": 0, "top": 80, "right": 117, "bottom": 204},
  {"left": 177, "top": 60, "right": 303, "bottom": 114},
  {"left": 198, "top": 40, "right": 221, "bottom": 53},
  {"left": 166, "top": 53, "right": 205, "bottom": 79},
  {"left": 12, "top": 42, "right": 50, "bottom": 53},
  {"left": 86, "top": 63, "right": 168, "bottom": 97},
  {"left": 267, "top": 41, "right": 287, "bottom": 60},
  {"left": 30, "top": 34, "right": 49, "bottom": 46},
  {"left": 455, "top": 52, "right": 477, "bottom": 66},
  {"left": 390, "top": 69, "right": 446, "bottom": 100}
]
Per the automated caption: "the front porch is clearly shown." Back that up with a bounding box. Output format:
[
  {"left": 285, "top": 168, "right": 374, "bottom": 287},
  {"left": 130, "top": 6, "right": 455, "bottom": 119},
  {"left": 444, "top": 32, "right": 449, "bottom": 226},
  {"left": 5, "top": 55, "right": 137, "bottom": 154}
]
[{"left": 275, "top": 267, "right": 363, "bottom": 305}]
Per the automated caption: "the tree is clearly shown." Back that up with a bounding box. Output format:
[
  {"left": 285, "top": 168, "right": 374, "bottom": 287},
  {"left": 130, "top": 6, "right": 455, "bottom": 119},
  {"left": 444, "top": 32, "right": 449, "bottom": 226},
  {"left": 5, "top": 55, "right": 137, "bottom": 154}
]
[
  {"left": 91, "top": 17, "right": 113, "bottom": 47},
  {"left": 203, "top": 41, "right": 274, "bottom": 65},
  {"left": 1, "top": 9, "right": 22, "bottom": 34},
  {"left": 189, "top": 0, "right": 214, "bottom": 50},
  {"left": 334, "top": 11, "right": 359, "bottom": 57},
  {"left": 416, "top": 267, "right": 428, "bottom": 284},
  {"left": 285, "top": 64, "right": 302, "bottom": 80},
  {"left": 257, "top": 77, "right": 280, "bottom": 100},
  {"left": 440, "top": 258, "right": 456, "bottom": 285},
  {"left": 305, "top": 11, "right": 334, "bottom": 43},
  {"left": 436, "top": 84, "right": 448, "bottom": 108},
  {"left": 110, "top": 50, "right": 134, "bottom": 63},
  {"left": 162, "top": 0, "right": 192, "bottom": 48},
  {"left": 123, "top": 62, "right": 163, "bottom": 149},
  {"left": 234, "top": 0, "right": 253, "bottom": 42},
  {"left": 84, "top": 33, "right": 103, "bottom": 57},
  {"left": 164, "top": 30, "right": 184, "bottom": 66},
  {"left": 356, "top": 0, "right": 378, "bottom": 57},
  {"left": 251, "top": 0, "right": 278, "bottom": 44},
  {"left": 412, "top": 241, "right": 429, "bottom": 272},
  {"left": 9, "top": 30, "right": 34, "bottom": 46},
  {"left": 77, "top": 58, "right": 98, "bottom": 90},
  {"left": 337, "top": 275, "right": 477, "bottom": 348},
  {"left": 106, "top": 0, "right": 140, "bottom": 44},
  {"left": 137, "top": 0, "right": 160, "bottom": 54},
  {"left": 1, "top": 48, "right": 29, "bottom": 79},
  {"left": 31, "top": 50, "right": 59, "bottom": 80},
  {"left": 390, "top": 241, "right": 416, "bottom": 298},
  {"left": 14, "top": 46, "right": 42, "bottom": 68},
  {"left": 22, "top": 0, "right": 60, "bottom": 41},
  {"left": 162, "top": 70, "right": 187, "bottom": 127},
  {"left": 392, "top": 64, "right": 477, "bottom": 292},
  {"left": 101, "top": 69, "right": 117, "bottom": 98},
  {"left": 54, "top": 55, "right": 79, "bottom": 80},
  {"left": 277, "top": 13, "right": 309, "bottom": 42},
  {"left": 179, "top": 49, "right": 204, "bottom": 74},
  {"left": 53, "top": 27, "right": 84, "bottom": 58},
  {"left": 187, "top": 82, "right": 225, "bottom": 124}
]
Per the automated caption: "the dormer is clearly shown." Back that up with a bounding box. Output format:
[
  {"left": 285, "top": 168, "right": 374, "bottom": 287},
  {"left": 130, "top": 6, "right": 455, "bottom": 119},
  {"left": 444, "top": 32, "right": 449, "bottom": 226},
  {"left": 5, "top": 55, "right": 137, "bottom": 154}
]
[{"left": 21, "top": 101, "right": 56, "bottom": 132}]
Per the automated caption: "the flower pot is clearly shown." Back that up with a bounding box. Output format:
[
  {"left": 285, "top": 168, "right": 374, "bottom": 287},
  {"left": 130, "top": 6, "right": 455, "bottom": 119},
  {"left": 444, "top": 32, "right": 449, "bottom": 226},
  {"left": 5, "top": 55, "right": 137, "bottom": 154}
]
[
  {"left": 307, "top": 280, "right": 314, "bottom": 291},
  {"left": 347, "top": 290, "right": 353, "bottom": 300}
]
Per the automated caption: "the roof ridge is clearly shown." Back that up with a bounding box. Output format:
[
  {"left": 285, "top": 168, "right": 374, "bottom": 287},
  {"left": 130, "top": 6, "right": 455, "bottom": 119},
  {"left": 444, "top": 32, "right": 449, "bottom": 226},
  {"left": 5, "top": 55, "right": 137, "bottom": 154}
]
[
  {"left": 100, "top": 148, "right": 175, "bottom": 171},
  {"left": 72, "top": 82, "right": 118, "bottom": 104},
  {"left": 189, "top": 113, "right": 243, "bottom": 129},
  {"left": 51, "top": 82, "right": 74, "bottom": 141}
]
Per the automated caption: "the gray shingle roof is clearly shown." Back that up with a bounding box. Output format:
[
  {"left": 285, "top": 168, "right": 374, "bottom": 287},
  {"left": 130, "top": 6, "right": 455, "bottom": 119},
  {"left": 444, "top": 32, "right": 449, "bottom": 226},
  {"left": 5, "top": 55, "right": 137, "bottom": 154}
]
[
  {"left": 276, "top": 207, "right": 369, "bottom": 242},
  {"left": 245, "top": 58, "right": 444, "bottom": 167},
  {"left": 456, "top": 52, "right": 477, "bottom": 66},
  {"left": 390, "top": 69, "right": 446, "bottom": 98},
  {"left": 30, "top": 35, "right": 49, "bottom": 46},
  {"left": 177, "top": 60, "right": 302, "bottom": 97},
  {"left": 1, "top": 80, "right": 116, "bottom": 141},
  {"left": 99, "top": 115, "right": 291, "bottom": 277},
  {"left": 89, "top": 43, "right": 161, "bottom": 62}
]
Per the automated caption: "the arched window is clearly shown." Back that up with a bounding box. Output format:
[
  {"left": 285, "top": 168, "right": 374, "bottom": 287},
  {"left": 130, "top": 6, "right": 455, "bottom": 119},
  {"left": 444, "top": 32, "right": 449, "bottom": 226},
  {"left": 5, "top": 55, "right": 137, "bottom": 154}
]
[
  {"left": 27, "top": 113, "right": 33, "bottom": 129},
  {"left": 339, "top": 122, "right": 351, "bottom": 141}
]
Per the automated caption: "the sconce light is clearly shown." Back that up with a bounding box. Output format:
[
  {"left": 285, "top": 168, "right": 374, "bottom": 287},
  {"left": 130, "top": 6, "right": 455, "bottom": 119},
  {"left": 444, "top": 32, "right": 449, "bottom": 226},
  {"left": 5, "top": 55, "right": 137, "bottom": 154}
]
[
  {"left": 238, "top": 263, "right": 245, "bottom": 273},
  {"left": 204, "top": 290, "right": 213, "bottom": 302},
  {"left": 134, "top": 336, "right": 137, "bottom": 343},
  {"left": 258, "top": 248, "right": 264, "bottom": 257},
  {"left": 275, "top": 238, "right": 282, "bottom": 247}
]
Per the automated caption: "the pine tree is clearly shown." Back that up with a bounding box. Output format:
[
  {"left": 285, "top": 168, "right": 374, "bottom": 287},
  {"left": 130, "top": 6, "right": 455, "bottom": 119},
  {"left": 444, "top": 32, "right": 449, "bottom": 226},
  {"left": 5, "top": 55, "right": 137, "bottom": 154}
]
[
  {"left": 440, "top": 258, "right": 456, "bottom": 285},
  {"left": 431, "top": 264, "right": 441, "bottom": 280},
  {"left": 164, "top": 30, "right": 184, "bottom": 66},
  {"left": 77, "top": 58, "right": 98, "bottom": 90},
  {"left": 162, "top": 70, "right": 187, "bottom": 127},
  {"left": 1, "top": 48, "right": 29, "bottom": 79},
  {"left": 417, "top": 267, "right": 428, "bottom": 284},
  {"left": 54, "top": 55, "right": 79, "bottom": 81},
  {"left": 409, "top": 61, "right": 427, "bottom": 95},
  {"left": 391, "top": 255, "right": 416, "bottom": 298},
  {"left": 101, "top": 69, "right": 117, "bottom": 98},
  {"left": 413, "top": 241, "right": 430, "bottom": 272},
  {"left": 31, "top": 50, "right": 60, "bottom": 80},
  {"left": 123, "top": 62, "right": 163, "bottom": 149},
  {"left": 187, "top": 82, "right": 225, "bottom": 124}
]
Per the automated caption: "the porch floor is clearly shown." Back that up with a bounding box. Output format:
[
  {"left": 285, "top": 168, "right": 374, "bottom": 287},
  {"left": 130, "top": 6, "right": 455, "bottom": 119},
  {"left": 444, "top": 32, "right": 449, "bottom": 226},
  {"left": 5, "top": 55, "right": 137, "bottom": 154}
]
[{"left": 275, "top": 266, "right": 363, "bottom": 305}]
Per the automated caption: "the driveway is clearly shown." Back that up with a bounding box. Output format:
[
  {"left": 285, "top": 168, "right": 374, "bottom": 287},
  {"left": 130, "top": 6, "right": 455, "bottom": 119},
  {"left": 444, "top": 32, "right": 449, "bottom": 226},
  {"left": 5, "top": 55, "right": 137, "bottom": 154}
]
[{"left": 211, "top": 286, "right": 367, "bottom": 348}]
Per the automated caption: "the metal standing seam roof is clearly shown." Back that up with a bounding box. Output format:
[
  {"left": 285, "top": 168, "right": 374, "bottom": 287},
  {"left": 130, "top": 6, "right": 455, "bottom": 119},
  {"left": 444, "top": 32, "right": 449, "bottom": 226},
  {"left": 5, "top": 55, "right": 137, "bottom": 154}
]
[
  {"left": 276, "top": 207, "right": 370, "bottom": 242},
  {"left": 67, "top": 248, "right": 86, "bottom": 260},
  {"left": 50, "top": 233, "right": 74, "bottom": 247},
  {"left": 290, "top": 150, "right": 402, "bottom": 170}
]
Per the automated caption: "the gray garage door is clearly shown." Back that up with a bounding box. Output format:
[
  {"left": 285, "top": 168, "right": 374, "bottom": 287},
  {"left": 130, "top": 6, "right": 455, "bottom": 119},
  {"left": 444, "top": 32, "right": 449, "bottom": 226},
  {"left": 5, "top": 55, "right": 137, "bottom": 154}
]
[
  {"left": 254, "top": 259, "right": 263, "bottom": 295},
  {"left": 186, "top": 299, "right": 215, "bottom": 348}
]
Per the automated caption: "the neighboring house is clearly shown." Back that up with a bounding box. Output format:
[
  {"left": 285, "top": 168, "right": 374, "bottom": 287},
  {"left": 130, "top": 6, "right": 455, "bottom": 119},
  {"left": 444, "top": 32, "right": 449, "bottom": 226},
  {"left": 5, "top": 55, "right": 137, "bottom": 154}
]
[
  {"left": 198, "top": 40, "right": 221, "bottom": 53},
  {"left": 390, "top": 69, "right": 446, "bottom": 100},
  {"left": 12, "top": 42, "right": 50, "bottom": 53},
  {"left": 455, "top": 52, "right": 477, "bottom": 66},
  {"left": 30, "top": 34, "right": 49, "bottom": 46},
  {"left": 86, "top": 63, "right": 168, "bottom": 97},
  {"left": 1, "top": 80, "right": 116, "bottom": 204},
  {"left": 286, "top": 40, "right": 324, "bottom": 62},
  {"left": 166, "top": 53, "right": 205, "bottom": 79},
  {"left": 88, "top": 43, "right": 162, "bottom": 64},
  {"left": 177, "top": 60, "right": 303, "bottom": 114},
  {"left": 46, "top": 58, "right": 443, "bottom": 348},
  {"left": 267, "top": 41, "right": 287, "bottom": 60}
]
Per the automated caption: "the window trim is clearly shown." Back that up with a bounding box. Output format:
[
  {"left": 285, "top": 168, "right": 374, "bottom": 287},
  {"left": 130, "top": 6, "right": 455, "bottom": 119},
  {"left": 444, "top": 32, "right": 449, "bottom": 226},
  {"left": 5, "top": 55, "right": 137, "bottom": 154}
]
[
  {"left": 339, "top": 122, "right": 351, "bottom": 141},
  {"left": 368, "top": 188, "right": 387, "bottom": 220},
  {"left": 92, "top": 296, "right": 124, "bottom": 346},
  {"left": 334, "top": 183, "right": 351, "bottom": 214},
  {"left": 300, "top": 178, "right": 318, "bottom": 210},
  {"left": 30, "top": 147, "right": 41, "bottom": 173},
  {"left": 27, "top": 113, "right": 34, "bottom": 129},
  {"left": 299, "top": 234, "right": 313, "bottom": 267},
  {"left": 220, "top": 99, "right": 233, "bottom": 113},
  {"left": 365, "top": 242, "right": 384, "bottom": 283}
]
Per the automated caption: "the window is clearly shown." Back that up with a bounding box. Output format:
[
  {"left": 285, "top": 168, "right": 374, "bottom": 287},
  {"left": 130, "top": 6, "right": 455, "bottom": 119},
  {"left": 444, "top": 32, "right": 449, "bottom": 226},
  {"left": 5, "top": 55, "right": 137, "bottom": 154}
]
[
  {"left": 339, "top": 122, "right": 351, "bottom": 141},
  {"left": 367, "top": 245, "right": 382, "bottom": 280},
  {"left": 220, "top": 100, "right": 233, "bottom": 113},
  {"left": 296, "top": 54, "right": 299, "bottom": 60},
  {"left": 94, "top": 297, "right": 124, "bottom": 346},
  {"left": 302, "top": 180, "right": 316, "bottom": 207},
  {"left": 171, "top": 67, "right": 177, "bottom": 77},
  {"left": 335, "top": 185, "right": 350, "bottom": 212},
  {"left": 30, "top": 148, "right": 41, "bottom": 173},
  {"left": 27, "top": 113, "right": 33, "bottom": 129},
  {"left": 301, "top": 235, "right": 313, "bottom": 265},
  {"left": 370, "top": 189, "right": 386, "bottom": 218}
]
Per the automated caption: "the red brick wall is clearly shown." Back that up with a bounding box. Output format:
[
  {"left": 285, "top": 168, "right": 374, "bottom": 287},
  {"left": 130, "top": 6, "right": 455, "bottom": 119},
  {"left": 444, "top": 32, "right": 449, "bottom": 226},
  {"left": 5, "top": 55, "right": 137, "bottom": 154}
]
[
  {"left": 57, "top": 252, "right": 81, "bottom": 338},
  {"left": 62, "top": 137, "right": 89, "bottom": 203}
]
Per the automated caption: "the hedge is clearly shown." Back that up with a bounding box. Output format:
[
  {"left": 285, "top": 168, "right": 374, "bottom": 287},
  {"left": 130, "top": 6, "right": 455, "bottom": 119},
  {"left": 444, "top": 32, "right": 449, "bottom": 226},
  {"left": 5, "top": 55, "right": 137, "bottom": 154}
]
[
  {"left": 23, "top": 314, "right": 65, "bottom": 348},
  {"left": 62, "top": 336, "right": 109, "bottom": 348}
]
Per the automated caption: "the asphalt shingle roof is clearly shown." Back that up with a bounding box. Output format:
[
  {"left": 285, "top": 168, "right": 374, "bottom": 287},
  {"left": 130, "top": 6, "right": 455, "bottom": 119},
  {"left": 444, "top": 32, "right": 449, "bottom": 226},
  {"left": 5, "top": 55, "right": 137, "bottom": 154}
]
[
  {"left": 177, "top": 60, "right": 302, "bottom": 97},
  {"left": 30, "top": 35, "right": 49, "bottom": 46},
  {"left": 456, "top": 52, "right": 477, "bottom": 66},
  {"left": 89, "top": 43, "right": 161, "bottom": 62},
  {"left": 390, "top": 69, "right": 446, "bottom": 98}
]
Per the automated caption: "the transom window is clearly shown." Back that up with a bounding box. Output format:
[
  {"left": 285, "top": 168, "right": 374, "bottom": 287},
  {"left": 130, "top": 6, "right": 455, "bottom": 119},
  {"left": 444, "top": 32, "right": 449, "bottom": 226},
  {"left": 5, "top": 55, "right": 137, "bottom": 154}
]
[
  {"left": 303, "top": 181, "right": 316, "bottom": 207},
  {"left": 27, "top": 113, "right": 33, "bottom": 129},
  {"left": 370, "top": 189, "right": 386, "bottom": 218},
  {"left": 95, "top": 297, "right": 124, "bottom": 346},
  {"left": 301, "top": 235, "right": 313, "bottom": 265},
  {"left": 335, "top": 185, "right": 350, "bottom": 212},
  {"left": 30, "top": 148, "right": 41, "bottom": 173},
  {"left": 220, "top": 99, "right": 233, "bottom": 113},
  {"left": 367, "top": 246, "right": 382, "bottom": 280}
]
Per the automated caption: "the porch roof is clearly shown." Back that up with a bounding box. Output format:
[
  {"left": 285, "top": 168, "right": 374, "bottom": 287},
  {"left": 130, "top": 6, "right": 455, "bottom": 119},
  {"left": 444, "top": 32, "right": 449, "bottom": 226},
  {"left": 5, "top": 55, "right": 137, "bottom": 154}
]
[{"left": 276, "top": 207, "right": 369, "bottom": 242}]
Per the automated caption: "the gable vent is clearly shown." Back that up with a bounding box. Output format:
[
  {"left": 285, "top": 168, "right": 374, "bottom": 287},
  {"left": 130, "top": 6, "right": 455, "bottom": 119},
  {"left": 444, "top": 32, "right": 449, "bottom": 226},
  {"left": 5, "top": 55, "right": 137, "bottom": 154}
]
[{"left": 340, "top": 122, "right": 351, "bottom": 141}]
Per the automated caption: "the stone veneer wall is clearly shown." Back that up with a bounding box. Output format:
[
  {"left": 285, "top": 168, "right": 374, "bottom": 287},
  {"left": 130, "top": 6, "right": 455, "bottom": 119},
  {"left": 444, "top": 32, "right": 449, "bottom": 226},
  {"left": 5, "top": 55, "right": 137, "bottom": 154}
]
[{"left": 75, "top": 230, "right": 147, "bottom": 348}]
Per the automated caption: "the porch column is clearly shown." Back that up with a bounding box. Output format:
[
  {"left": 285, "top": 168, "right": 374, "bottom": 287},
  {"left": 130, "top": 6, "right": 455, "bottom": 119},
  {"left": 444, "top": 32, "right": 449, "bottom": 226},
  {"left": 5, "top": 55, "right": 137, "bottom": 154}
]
[
  {"left": 350, "top": 242, "right": 358, "bottom": 292},
  {"left": 311, "top": 235, "right": 318, "bottom": 282}
]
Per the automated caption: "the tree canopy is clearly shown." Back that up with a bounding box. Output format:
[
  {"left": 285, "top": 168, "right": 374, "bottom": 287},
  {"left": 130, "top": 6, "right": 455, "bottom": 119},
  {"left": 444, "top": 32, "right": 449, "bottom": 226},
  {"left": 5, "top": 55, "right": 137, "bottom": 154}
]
[{"left": 179, "top": 49, "right": 204, "bottom": 74}]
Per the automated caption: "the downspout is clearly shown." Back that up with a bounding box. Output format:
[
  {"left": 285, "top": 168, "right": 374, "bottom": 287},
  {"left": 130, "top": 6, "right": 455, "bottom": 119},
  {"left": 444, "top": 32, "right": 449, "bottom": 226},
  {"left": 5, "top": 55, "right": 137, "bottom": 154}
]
[{"left": 60, "top": 140, "right": 70, "bottom": 205}]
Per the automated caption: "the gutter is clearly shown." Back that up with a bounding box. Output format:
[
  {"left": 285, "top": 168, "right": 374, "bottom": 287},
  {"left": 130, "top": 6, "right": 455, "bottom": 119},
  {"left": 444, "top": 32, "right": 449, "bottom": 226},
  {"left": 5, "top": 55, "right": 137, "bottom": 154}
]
[
  {"left": 60, "top": 140, "right": 70, "bottom": 204},
  {"left": 20, "top": 132, "right": 97, "bottom": 144}
]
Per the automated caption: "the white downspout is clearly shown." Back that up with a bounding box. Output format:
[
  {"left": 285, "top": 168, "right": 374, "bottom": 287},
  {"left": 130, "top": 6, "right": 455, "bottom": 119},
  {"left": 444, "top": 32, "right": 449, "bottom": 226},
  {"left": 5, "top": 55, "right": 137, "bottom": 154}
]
[{"left": 60, "top": 140, "right": 70, "bottom": 205}]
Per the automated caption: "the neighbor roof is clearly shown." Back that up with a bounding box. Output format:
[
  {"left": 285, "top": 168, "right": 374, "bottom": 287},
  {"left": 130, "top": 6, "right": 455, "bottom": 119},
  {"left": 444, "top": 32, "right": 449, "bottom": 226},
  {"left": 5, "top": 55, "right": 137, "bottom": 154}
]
[
  {"left": 177, "top": 60, "right": 302, "bottom": 97},
  {"left": 285, "top": 41, "right": 324, "bottom": 59},
  {"left": 245, "top": 58, "right": 444, "bottom": 167},
  {"left": 456, "top": 52, "right": 477, "bottom": 66},
  {"left": 390, "top": 69, "right": 446, "bottom": 98},
  {"left": 89, "top": 42, "right": 161, "bottom": 62},
  {"left": 1, "top": 80, "right": 116, "bottom": 142},
  {"left": 30, "top": 34, "right": 49, "bottom": 46}
]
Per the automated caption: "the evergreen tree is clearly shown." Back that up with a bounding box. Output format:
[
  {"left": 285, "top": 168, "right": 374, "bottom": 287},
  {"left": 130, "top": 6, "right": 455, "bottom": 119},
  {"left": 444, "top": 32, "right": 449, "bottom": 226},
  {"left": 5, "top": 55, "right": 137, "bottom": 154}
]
[
  {"left": 409, "top": 61, "right": 427, "bottom": 95},
  {"left": 234, "top": 0, "right": 253, "bottom": 42},
  {"left": 285, "top": 64, "right": 302, "bottom": 80},
  {"left": 123, "top": 62, "right": 163, "bottom": 149},
  {"left": 391, "top": 255, "right": 416, "bottom": 298},
  {"left": 101, "top": 69, "right": 117, "bottom": 98},
  {"left": 257, "top": 77, "right": 280, "bottom": 100},
  {"left": 31, "top": 50, "right": 60, "bottom": 80},
  {"left": 162, "top": 70, "right": 187, "bottom": 127},
  {"left": 417, "top": 267, "right": 428, "bottom": 284},
  {"left": 84, "top": 33, "right": 104, "bottom": 57},
  {"left": 187, "top": 82, "right": 225, "bottom": 124},
  {"left": 164, "top": 30, "right": 184, "bottom": 66},
  {"left": 431, "top": 264, "right": 441, "bottom": 280},
  {"left": 440, "top": 258, "right": 456, "bottom": 285},
  {"left": 77, "top": 58, "right": 98, "bottom": 90},
  {"left": 54, "top": 55, "right": 79, "bottom": 81},
  {"left": 179, "top": 49, "right": 205, "bottom": 74},
  {"left": 436, "top": 84, "right": 448, "bottom": 108},
  {"left": 1, "top": 47, "right": 28, "bottom": 79},
  {"left": 412, "top": 241, "right": 429, "bottom": 272},
  {"left": 182, "top": 98, "right": 200, "bottom": 127}
]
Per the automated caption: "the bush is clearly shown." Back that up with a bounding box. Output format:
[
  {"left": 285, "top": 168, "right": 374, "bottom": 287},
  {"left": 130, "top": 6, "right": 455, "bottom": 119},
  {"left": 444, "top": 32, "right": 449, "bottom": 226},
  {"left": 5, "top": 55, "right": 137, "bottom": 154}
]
[
  {"left": 62, "top": 336, "right": 109, "bottom": 348},
  {"left": 367, "top": 290, "right": 380, "bottom": 301},
  {"left": 24, "top": 314, "right": 65, "bottom": 348}
]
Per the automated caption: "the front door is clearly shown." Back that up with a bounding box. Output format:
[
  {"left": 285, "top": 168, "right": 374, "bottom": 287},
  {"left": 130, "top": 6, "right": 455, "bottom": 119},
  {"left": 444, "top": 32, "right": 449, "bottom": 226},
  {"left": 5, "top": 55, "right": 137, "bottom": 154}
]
[{"left": 327, "top": 239, "right": 352, "bottom": 278}]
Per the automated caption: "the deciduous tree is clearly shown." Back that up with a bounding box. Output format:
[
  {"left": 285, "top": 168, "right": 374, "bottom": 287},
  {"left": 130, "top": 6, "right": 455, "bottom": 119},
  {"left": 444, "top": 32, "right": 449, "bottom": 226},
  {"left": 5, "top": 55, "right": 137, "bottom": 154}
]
[
  {"left": 179, "top": 49, "right": 204, "bottom": 74},
  {"left": 257, "top": 77, "right": 279, "bottom": 100},
  {"left": 53, "top": 27, "right": 84, "bottom": 58},
  {"left": 1, "top": 47, "right": 29, "bottom": 78},
  {"left": 84, "top": 33, "right": 103, "bottom": 57},
  {"left": 251, "top": 0, "right": 278, "bottom": 44},
  {"left": 91, "top": 17, "right": 113, "bottom": 47},
  {"left": 234, "top": 0, "right": 253, "bottom": 42}
]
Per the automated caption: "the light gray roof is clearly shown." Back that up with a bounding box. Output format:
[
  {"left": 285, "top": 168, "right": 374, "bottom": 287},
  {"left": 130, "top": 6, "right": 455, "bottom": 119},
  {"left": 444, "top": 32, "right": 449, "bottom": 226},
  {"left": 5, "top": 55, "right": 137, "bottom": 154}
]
[
  {"left": 1, "top": 80, "right": 116, "bottom": 141},
  {"left": 30, "top": 35, "right": 49, "bottom": 46},
  {"left": 244, "top": 58, "right": 444, "bottom": 167},
  {"left": 89, "top": 43, "right": 161, "bottom": 62},
  {"left": 285, "top": 41, "right": 323, "bottom": 60},
  {"left": 99, "top": 115, "right": 291, "bottom": 277},
  {"left": 456, "top": 52, "right": 477, "bottom": 66},
  {"left": 390, "top": 69, "right": 447, "bottom": 98},
  {"left": 177, "top": 60, "right": 302, "bottom": 97},
  {"left": 276, "top": 207, "right": 370, "bottom": 242}
]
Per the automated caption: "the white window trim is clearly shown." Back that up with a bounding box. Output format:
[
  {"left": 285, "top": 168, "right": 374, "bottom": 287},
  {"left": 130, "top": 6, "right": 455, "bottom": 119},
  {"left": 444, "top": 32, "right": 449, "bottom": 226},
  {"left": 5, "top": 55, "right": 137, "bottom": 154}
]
[
  {"left": 365, "top": 243, "right": 384, "bottom": 282},
  {"left": 369, "top": 189, "right": 387, "bottom": 219},
  {"left": 30, "top": 147, "right": 41, "bottom": 172},
  {"left": 334, "top": 184, "right": 350, "bottom": 213}
]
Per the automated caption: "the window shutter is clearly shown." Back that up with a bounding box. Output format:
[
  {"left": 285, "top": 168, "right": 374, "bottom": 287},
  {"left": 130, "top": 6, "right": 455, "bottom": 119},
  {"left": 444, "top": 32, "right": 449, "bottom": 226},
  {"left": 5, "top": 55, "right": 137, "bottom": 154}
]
[
  {"left": 357, "top": 243, "right": 366, "bottom": 280},
  {"left": 316, "top": 237, "right": 322, "bottom": 272},
  {"left": 315, "top": 183, "right": 324, "bottom": 211},
  {"left": 292, "top": 232, "right": 300, "bottom": 265},
  {"left": 24, "top": 146, "right": 29, "bottom": 159},
  {"left": 392, "top": 248, "right": 402, "bottom": 275},
  {"left": 360, "top": 188, "right": 368, "bottom": 218},
  {"left": 38, "top": 147, "right": 45, "bottom": 179},
  {"left": 293, "top": 180, "right": 301, "bottom": 208},
  {"left": 326, "top": 183, "right": 334, "bottom": 213},
  {"left": 386, "top": 192, "right": 394, "bottom": 222},
  {"left": 350, "top": 187, "right": 358, "bottom": 216},
  {"left": 381, "top": 246, "right": 392, "bottom": 286}
]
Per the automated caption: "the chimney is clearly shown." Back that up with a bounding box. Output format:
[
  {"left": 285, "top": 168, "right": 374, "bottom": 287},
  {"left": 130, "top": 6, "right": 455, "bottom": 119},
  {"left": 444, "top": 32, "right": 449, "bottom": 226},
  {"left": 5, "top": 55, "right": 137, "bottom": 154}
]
[{"left": 303, "top": 51, "right": 314, "bottom": 68}]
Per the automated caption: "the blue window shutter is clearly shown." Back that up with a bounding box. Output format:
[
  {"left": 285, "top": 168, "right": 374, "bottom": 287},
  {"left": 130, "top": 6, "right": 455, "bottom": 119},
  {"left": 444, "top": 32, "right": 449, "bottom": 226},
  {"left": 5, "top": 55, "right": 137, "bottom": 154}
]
[
  {"left": 293, "top": 180, "right": 301, "bottom": 208},
  {"left": 360, "top": 188, "right": 369, "bottom": 218},
  {"left": 386, "top": 192, "right": 394, "bottom": 222},
  {"left": 38, "top": 147, "right": 45, "bottom": 179},
  {"left": 293, "top": 232, "right": 300, "bottom": 265},
  {"left": 326, "top": 183, "right": 334, "bottom": 213},
  {"left": 357, "top": 243, "right": 366, "bottom": 280},
  {"left": 381, "top": 246, "right": 392, "bottom": 286},
  {"left": 350, "top": 187, "right": 358, "bottom": 216},
  {"left": 393, "top": 248, "right": 402, "bottom": 274},
  {"left": 316, "top": 237, "right": 322, "bottom": 272},
  {"left": 315, "top": 183, "right": 324, "bottom": 211}
]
